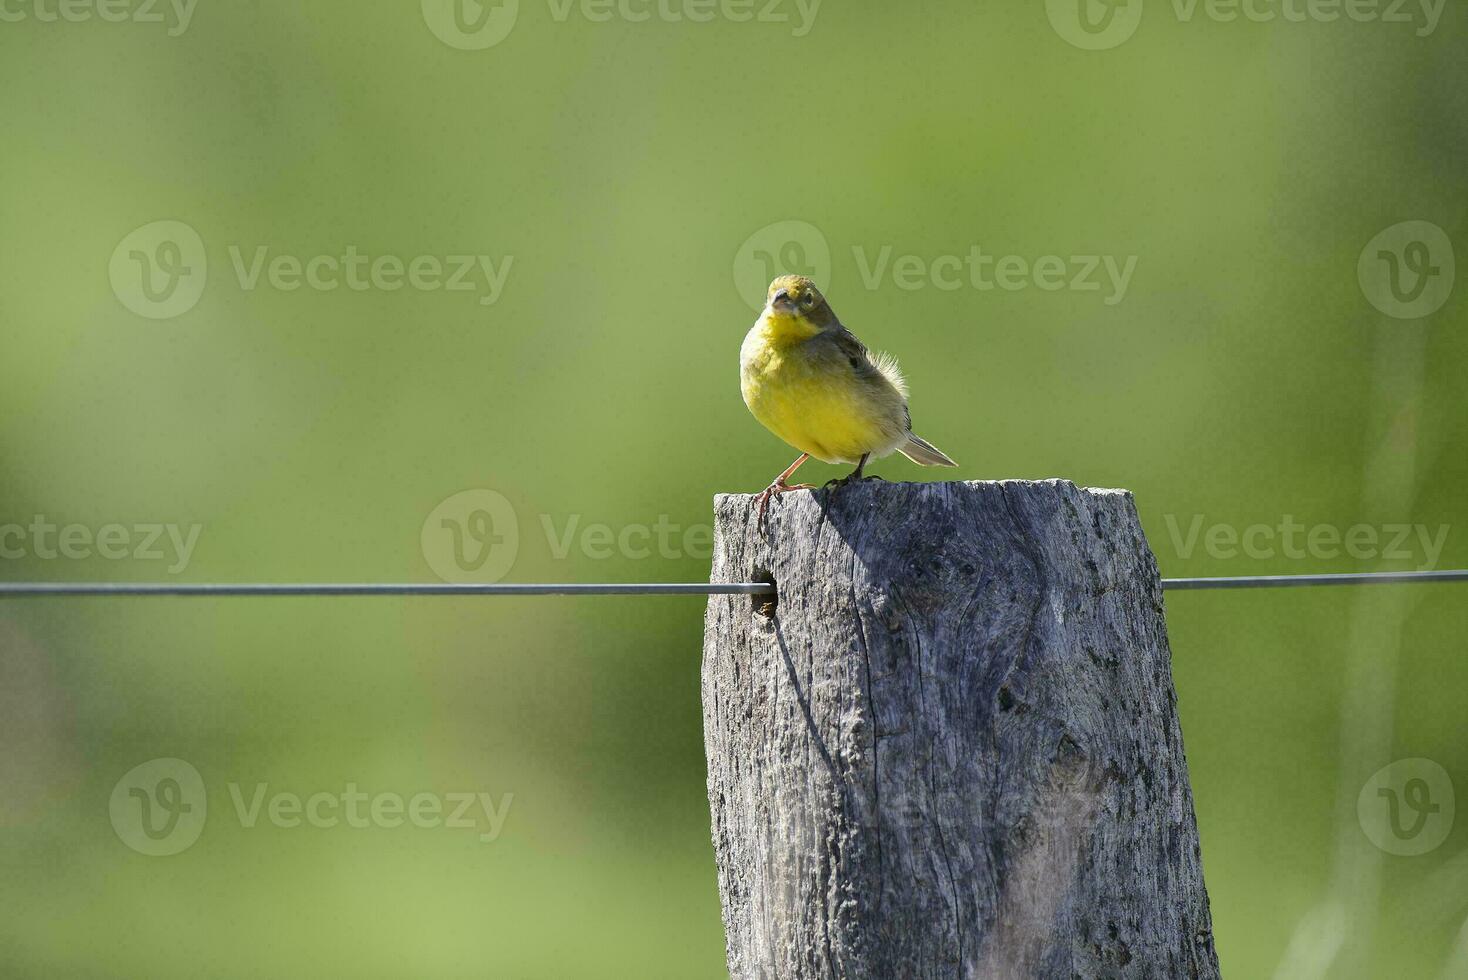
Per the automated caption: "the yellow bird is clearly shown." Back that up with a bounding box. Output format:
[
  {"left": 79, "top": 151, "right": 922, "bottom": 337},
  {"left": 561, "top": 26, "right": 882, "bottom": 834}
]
[{"left": 741, "top": 275, "right": 957, "bottom": 525}]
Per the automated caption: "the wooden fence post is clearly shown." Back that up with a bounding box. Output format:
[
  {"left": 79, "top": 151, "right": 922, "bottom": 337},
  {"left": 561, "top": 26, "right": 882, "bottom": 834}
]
[{"left": 701, "top": 479, "right": 1220, "bottom": 979}]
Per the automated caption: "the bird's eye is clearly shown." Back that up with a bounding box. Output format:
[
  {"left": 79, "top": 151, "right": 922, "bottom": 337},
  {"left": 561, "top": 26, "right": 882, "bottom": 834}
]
[{"left": 802, "top": 293, "right": 816, "bottom": 307}]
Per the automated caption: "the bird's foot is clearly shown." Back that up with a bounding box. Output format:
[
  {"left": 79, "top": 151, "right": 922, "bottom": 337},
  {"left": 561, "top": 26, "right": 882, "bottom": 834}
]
[
  {"left": 825, "top": 473, "right": 887, "bottom": 489},
  {"left": 824, "top": 454, "right": 873, "bottom": 491},
  {"left": 755, "top": 481, "right": 816, "bottom": 529}
]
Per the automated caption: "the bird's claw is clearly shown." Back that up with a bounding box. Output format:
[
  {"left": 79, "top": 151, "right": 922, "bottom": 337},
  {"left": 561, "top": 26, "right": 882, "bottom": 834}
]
[
  {"left": 824, "top": 474, "right": 882, "bottom": 490},
  {"left": 754, "top": 482, "right": 815, "bottom": 530}
]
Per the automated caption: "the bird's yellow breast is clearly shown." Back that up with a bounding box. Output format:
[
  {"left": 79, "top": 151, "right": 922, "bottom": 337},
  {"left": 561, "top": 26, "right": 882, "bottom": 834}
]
[{"left": 740, "top": 314, "right": 903, "bottom": 465}]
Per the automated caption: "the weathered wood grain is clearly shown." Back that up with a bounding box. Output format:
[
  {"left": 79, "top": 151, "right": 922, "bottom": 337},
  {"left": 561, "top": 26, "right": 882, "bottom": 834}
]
[{"left": 701, "top": 479, "right": 1220, "bottom": 980}]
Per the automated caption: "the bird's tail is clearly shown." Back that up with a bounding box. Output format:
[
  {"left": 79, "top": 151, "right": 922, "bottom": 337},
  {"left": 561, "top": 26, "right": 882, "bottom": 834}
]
[{"left": 898, "top": 433, "right": 958, "bottom": 467}]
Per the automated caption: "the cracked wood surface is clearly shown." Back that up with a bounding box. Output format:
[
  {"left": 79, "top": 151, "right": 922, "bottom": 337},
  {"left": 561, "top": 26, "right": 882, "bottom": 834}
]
[{"left": 701, "top": 480, "right": 1220, "bottom": 980}]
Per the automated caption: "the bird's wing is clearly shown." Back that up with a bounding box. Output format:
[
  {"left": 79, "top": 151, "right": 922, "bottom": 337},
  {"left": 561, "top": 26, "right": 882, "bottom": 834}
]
[{"left": 827, "top": 327, "right": 909, "bottom": 400}]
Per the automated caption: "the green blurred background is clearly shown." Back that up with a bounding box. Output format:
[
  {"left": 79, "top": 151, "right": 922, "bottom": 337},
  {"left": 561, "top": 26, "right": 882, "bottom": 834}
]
[{"left": 2, "top": 1, "right": 1465, "bottom": 976}]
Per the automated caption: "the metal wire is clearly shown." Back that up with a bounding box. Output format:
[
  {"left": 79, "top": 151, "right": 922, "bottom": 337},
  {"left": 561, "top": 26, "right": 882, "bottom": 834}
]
[
  {"left": 0, "top": 571, "right": 1465, "bottom": 597},
  {"left": 1161, "top": 569, "right": 1468, "bottom": 590},
  {"left": 0, "top": 582, "right": 774, "bottom": 597}
]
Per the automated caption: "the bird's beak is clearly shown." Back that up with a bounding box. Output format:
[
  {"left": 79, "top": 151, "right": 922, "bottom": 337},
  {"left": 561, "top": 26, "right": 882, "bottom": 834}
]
[{"left": 770, "top": 289, "right": 794, "bottom": 313}]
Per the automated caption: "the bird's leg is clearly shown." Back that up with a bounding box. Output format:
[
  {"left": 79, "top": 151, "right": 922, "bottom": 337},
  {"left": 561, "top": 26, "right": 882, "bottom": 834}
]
[
  {"left": 824, "top": 453, "right": 870, "bottom": 489},
  {"left": 755, "top": 454, "right": 815, "bottom": 529}
]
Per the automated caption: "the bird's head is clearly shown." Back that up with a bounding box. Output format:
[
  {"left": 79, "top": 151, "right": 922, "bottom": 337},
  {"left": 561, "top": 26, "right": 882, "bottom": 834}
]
[{"left": 765, "top": 276, "right": 836, "bottom": 329}]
